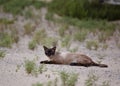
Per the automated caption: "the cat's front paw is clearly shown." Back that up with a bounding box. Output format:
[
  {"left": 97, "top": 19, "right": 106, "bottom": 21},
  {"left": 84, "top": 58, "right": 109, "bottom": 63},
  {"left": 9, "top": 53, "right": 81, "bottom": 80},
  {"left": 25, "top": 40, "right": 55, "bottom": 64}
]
[{"left": 40, "top": 60, "right": 49, "bottom": 64}]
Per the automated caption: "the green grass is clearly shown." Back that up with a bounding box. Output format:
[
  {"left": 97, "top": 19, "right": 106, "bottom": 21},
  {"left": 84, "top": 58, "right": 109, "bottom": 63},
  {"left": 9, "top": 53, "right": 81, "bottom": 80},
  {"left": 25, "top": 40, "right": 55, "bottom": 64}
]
[
  {"left": 61, "top": 35, "right": 71, "bottom": 49},
  {"left": 85, "top": 73, "right": 99, "bottom": 86},
  {"left": 24, "top": 60, "right": 36, "bottom": 74},
  {"left": 0, "top": 33, "right": 14, "bottom": 48},
  {"left": 74, "top": 29, "right": 88, "bottom": 42},
  {"left": 58, "top": 24, "right": 69, "bottom": 37},
  {"left": 28, "top": 40, "right": 37, "bottom": 50},
  {"left": 0, "top": 50, "right": 5, "bottom": 59},
  {"left": 1, "top": 0, "right": 46, "bottom": 15},
  {"left": 0, "top": 18, "right": 14, "bottom": 24},
  {"left": 60, "top": 71, "right": 78, "bottom": 86},
  {"left": 24, "top": 22, "right": 35, "bottom": 35},
  {"left": 32, "top": 82, "right": 43, "bottom": 86},
  {"left": 86, "top": 41, "right": 99, "bottom": 50}
]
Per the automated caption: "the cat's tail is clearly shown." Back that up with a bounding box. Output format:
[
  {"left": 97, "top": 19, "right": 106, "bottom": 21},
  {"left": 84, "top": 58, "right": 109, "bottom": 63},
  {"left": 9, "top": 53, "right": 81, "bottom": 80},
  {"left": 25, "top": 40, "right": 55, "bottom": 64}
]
[{"left": 92, "top": 62, "right": 108, "bottom": 68}]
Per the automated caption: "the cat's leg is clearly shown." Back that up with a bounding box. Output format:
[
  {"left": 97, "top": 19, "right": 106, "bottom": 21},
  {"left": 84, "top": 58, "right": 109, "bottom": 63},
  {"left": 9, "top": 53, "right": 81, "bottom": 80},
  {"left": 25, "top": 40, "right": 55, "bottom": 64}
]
[
  {"left": 40, "top": 60, "right": 60, "bottom": 64},
  {"left": 70, "top": 62, "right": 90, "bottom": 67}
]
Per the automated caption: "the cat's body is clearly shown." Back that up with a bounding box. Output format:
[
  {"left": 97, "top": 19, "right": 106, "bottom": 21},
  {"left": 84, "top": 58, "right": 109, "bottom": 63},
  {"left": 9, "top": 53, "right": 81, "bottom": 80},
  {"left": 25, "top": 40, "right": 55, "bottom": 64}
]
[{"left": 40, "top": 46, "right": 108, "bottom": 67}]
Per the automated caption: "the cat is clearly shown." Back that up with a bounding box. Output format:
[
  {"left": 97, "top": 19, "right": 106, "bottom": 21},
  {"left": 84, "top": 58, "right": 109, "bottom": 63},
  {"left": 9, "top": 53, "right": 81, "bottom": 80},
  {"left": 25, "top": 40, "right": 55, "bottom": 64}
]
[{"left": 40, "top": 46, "right": 108, "bottom": 67}]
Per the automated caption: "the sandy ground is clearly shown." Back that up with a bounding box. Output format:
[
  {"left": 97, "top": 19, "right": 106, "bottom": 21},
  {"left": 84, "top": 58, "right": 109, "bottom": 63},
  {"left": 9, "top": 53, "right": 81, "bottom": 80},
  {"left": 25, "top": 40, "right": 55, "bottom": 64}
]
[{"left": 0, "top": 8, "right": 120, "bottom": 86}]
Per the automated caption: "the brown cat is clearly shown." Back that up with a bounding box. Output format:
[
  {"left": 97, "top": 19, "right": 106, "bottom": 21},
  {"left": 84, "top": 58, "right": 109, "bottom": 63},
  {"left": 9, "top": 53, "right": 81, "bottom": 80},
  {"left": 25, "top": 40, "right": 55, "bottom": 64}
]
[{"left": 40, "top": 46, "right": 108, "bottom": 67}]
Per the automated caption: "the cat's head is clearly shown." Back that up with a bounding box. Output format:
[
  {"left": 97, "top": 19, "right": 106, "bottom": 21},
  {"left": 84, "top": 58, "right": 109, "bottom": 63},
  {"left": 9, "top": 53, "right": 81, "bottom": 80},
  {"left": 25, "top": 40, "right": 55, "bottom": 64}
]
[{"left": 43, "top": 46, "right": 56, "bottom": 57}]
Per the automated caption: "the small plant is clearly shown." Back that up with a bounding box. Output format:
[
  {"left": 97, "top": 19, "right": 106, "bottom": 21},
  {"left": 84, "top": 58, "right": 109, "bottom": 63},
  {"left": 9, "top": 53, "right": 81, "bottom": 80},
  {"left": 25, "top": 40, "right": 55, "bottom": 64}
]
[
  {"left": 28, "top": 40, "right": 37, "bottom": 50},
  {"left": 69, "top": 47, "right": 78, "bottom": 53},
  {"left": 39, "top": 64, "right": 47, "bottom": 74},
  {"left": 58, "top": 24, "right": 69, "bottom": 37},
  {"left": 0, "top": 50, "right": 5, "bottom": 59},
  {"left": 74, "top": 30, "right": 87, "bottom": 42},
  {"left": 24, "top": 60, "right": 36, "bottom": 74},
  {"left": 32, "top": 82, "right": 43, "bottom": 86},
  {"left": 0, "top": 18, "right": 14, "bottom": 24},
  {"left": 61, "top": 35, "right": 71, "bottom": 49},
  {"left": 60, "top": 71, "right": 78, "bottom": 86},
  {"left": 0, "top": 32, "right": 13, "bottom": 48},
  {"left": 45, "top": 12, "right": 54, "bottom": 21},
  {"left": 86, "top": 41, "right": 99, "bottom": 50},
  {"left": 24, "top": 22, "right": 35, "bottom": 35},
  {"left": 85, "top": 73, "right": 98, "bottom": 86},
  {"left": 102, "top": 81, "right": 110, "bottom": 86}
]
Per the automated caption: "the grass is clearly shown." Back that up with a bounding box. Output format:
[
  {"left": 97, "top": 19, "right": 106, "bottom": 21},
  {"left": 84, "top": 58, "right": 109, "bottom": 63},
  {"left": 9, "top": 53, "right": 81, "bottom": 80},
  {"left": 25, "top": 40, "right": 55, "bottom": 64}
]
[
  {"left": 102, "top": 81, "right": 110, "bottom": 86},
  {"left": 0, "top": 50, "right": 5, "bottom": 59},
  {"left": 85, "top": 73, "right": 99, "bottom": 86},
  {"left": 0, "top": 32, "right": 14, "bottom": 48},
  {"left": 74, "top": 29, "right": 88, "bottom": 42},
  {"left": 28, "top": 40, "right": 37, "bottom": 50},
  {"left": 24, "top": 22, "right": 35, "bottom": 35},
  {"left": 60, "top": 71, "right": 78, "bottom": 86},
  {"left": 1, "top": 0, "right": 46, "bottom": 15},
  {"left": 58, "top": 24, "right": 69, "bottom": 37},
  {"left": 86, "top": 41, "right": 99, "bottom": 50},
  {"left": 24, "top": 59, "right": 46, "bottom": 76},
  {"left": 32, "top": 82, "right": 43, "bottom": 86},
  {"left": 61, "top": 35, "right": 71, "bottom": 49},
  {"left": 24, "top": 60, "right": 36, "bottom": 74},
  {"left": 29, "top": 29, "right": 57, "bottom": 50},
  {"left": 0, "top": 18, "right": 14, "bottom": 24}
]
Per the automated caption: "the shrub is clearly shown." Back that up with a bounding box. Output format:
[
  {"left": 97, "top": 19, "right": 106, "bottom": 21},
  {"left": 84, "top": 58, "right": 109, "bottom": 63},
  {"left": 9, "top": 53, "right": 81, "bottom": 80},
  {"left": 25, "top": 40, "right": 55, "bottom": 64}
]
[
  {"left": 0, "top": 50, "right": 5, "bottom": 59},
  {"left": 48, "top": 0, "right": 120, "bottom": 20},
  {"left": 24, "top": 60, "right": 36, "bottom": 74},
  {"left": 60, "top": 71, "right": 78, "bottom": 86}
]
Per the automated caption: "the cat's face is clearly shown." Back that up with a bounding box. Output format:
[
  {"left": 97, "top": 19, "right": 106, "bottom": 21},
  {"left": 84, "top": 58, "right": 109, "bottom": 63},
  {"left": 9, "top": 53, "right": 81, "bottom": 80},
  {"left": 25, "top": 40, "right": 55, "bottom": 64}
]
[{"left": 43, "top": 46, "right": 56, "bottom": 57}]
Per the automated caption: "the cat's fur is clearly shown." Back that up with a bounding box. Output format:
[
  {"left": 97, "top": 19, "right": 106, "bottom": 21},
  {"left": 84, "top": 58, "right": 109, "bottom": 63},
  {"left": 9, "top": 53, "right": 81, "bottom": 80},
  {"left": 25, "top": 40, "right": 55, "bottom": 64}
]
[{"left": 40, "top": 46, "right": 108, "bottom": 67}]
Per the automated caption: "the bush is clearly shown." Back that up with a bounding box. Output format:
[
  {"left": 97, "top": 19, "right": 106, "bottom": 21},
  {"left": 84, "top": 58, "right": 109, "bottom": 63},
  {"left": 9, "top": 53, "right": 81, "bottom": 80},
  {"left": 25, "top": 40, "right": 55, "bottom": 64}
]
[
  {"left": 48, "top": 0, "right": 120, "bottom": 20},
  {"left": 0, "top": 0, "right": 45, "bottom": 15}
]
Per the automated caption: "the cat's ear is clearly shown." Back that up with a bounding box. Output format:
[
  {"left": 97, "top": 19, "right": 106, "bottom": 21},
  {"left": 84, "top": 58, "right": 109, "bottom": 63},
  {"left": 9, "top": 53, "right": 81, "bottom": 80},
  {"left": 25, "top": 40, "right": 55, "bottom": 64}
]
[
  {"left": 52, "top": 46, "right": 56, "bottom": 51},
  {"left": 43, "top": 46, "right": 48, "bottom": 51}
]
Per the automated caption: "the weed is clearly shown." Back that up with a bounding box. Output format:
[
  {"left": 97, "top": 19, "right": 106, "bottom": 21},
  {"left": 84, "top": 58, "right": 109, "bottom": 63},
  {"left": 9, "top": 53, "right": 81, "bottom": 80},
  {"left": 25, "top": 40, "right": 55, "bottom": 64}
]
[
  {"left": 24, "top": 60, "right": 36, "bottom": 74},
  {"left": 41, "top": 37, "right": 57, "bottom": 48},
  {"left": 86, "top": 41, "right": 99, "bottom": 50},
  {"left": 61, "top": 35, "right": 71, "bottom": 49},
  {"left": 45, "top": 12, "right": 54, "bottom": 21},
  {"left": 74, "top": 30, "right": 87, "bottom": 42},
  {"left": 24, "top": 22, "right": 35, "bottom": 35},
  {"left": 32, "top": 82, "right": 43, "bottom": 86},
  {"left": 58, "top": 24, "right": 69, "bottom": 37},
  {"left": 0, "top": 18, "right": 14, "bottom": 24},
  {"left": 0, "top": 32, "right": 14, "bottom": 48},
  {"left": 102, "top": 81, "right": 110, "bottom": 86},
  {"left": 28, "top": 40, "right": 37, "bottom": 50},
  {"left": 47, "top": 81, "right": 52, "bottom": 86},
  {"left": 60, "top": 71, "right": 78, "bottom": 86},
  {"left": 85, "top": 73, "right": 98, "bottom": 86},
  {"left": 0, "top": 50, "right": 5, "bottom": 59},
  {"left": 39, "top": 64, "right": 46, "bottom": 74},
  {"left": 33, "top": 29, "right": 47, "bottom": 44}
]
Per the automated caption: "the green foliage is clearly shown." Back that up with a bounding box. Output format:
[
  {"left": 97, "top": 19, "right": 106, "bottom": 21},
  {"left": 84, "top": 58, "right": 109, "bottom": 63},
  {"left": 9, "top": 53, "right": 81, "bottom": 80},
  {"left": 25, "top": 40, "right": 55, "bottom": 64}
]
[
  {"left": 74, "top": 30, "right": 87, "bottom": 42},
  {"left": 0, "top": 18, "right": 14, "bottom": 24},
  {"left": 86, "top": 41, "right": 99, "bottom": 50},
  {"left": 0, "top": 0, "right": 45, "bottom": 15},
  {"left": 58, "top": 24, "right": 69, "bottom": 37},
  {"left": 25, "top": 60, "right": 36, "bottom": 74},
  {"left": 32, "top": 82, "right": 43, "bottom": 86},
  {"left": 24, "top": 22, "right": 34, "bottom": 35},
  {"left": 0, "top": 33, "right": 14, "bottom": 48},
  {"left": 49, "top": 0, "right": 120, "bottom": 20},
  {"left": 60, "top": 71, "right": 78, "bottom": 86},
  {"left": 28, "top": 40, "right": 37, "bottom": 50},
  {"left": 0, "top": 50, "right": 5, "bottom": 59},
  {"left": 85, "top": 73, "right": 98, "bottom": 86}
]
